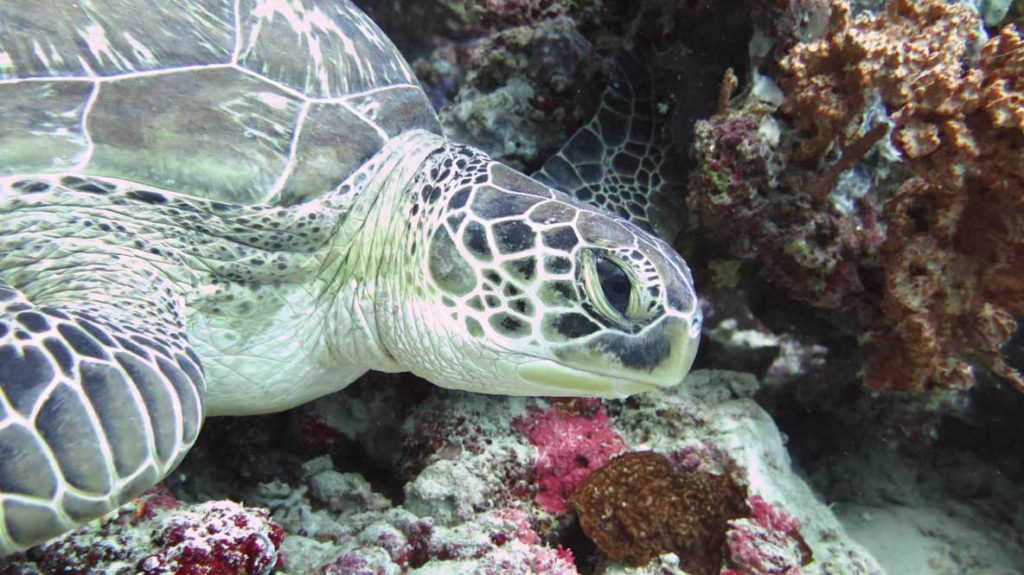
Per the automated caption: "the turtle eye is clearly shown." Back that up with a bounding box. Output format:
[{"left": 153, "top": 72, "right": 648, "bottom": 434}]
[
  {"left": 581, "top": 252, "right": 640, "bottom": 324},
  {"left": 595, "top": 255, "right": 632, "bottom": 317}
]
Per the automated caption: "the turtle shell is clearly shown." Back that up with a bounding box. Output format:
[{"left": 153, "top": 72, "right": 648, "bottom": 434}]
[{"left": 0, "top": 0, "right": 441, "bottom": 205}]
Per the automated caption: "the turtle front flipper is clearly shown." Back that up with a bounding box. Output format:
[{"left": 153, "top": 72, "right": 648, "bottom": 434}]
[
  {"left": 533, "top": 47, "right": 685, "bottom": 242},
  {"left": 0, "top": 279, "right": 205, "bottom": 555}
]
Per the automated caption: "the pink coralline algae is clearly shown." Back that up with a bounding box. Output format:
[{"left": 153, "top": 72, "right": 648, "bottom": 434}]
[
  {"left": 5, "top": 490, "right": 284, "bottom": 575},
  {"left": 137, "top": 500, "right": 284, "bottom": 575},
  {"left": 723, "top": 496, "right": 812, "bottom": 575},
  {"left": 512, "top": 401, "right": 627, "bottom": 514}
]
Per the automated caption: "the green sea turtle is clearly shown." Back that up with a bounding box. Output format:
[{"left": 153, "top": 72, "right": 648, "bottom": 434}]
[{"left": 0, "top": 0, "right": 701, "bottom": 554}]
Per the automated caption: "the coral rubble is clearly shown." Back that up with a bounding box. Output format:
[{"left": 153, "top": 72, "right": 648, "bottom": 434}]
[{"left": 0, "top": 489, "right": 282, "bottom": 575}]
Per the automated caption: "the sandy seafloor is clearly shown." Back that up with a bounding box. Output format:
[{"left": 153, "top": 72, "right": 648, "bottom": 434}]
[{"left": 2, "top": 0, "right": 1023, "bottom": 573}]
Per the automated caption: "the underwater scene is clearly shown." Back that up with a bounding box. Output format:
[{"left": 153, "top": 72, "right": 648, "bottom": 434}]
[{"left": 0, "top": 0, "right": 1022, "bottom": 573}]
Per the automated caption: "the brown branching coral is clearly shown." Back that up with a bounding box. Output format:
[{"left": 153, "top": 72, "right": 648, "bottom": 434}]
[
  {"left": 777, "top": 0, "right": 1024, "bottom": 393},
  {"left": 867, "top": 25, "right": 1024, "bottom": 393},
  {"left": 866, "top": 179, "right": 1021, "bottom": 392},
  {"left": 570, "top": 451, "right": 748, "bottom": 572},
  {"left": 781, "top": 0, "right": 982, "bottom": 162}
]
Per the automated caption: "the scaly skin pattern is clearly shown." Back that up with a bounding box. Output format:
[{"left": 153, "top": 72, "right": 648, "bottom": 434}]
[
  {"left": 0, "top": 0, "right": 702, "bottom": 557},
  {"left": 374, "top": 135, "right": 702, "bottom": 397},
  {"left": 0, "top": 130, "right": 700, "bottom": 555}
]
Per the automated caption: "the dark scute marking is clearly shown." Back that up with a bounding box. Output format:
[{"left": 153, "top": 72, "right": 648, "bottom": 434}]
[
  {"left": 5, "top": 303, "right": 30, "bottom": 313},
  {"left": 505, "top": 256, "right": 537, "bottom": 282},
  {"left": 446, "top": 212, "right": 466, "bottom": 231},
  {"left": 598, "top": 107, "right": 629, "bottom": 145},
  {"left": 36, "top": 384, "right": 112, "bottom": 494},
  {"left": 21, "top": 181, "right": 52, "bottom": 193},
  {"left": 76, "top": 183, "right": 111, "bottom": 195},
  {"left": 493, "top": 220, "right": 535, "bottom": 254},
  {"left": 15, "top": 311, "right": 49, "bottom": 334},
  {"left": 613, "top": 152, "right": 641, "bottom": 174},
  {"left": 564, "top": 128, "right": 603, "bottom": 164},
  {"left": 490, "top": 162, "right": 553, "bottom": 198},
  {"left": 544, "top": 256, "right": 572, "bottom": 274},
  {"left": 540, "top": 280, "right": 581, "bottom": 306},
  {"left": 0, "top": 286, "right": 18, "bottom": 301},
  {"left": 116, "top": 353, "right": 177, "bottom": 466},
  {"left": 607, "top": 331, "right": 671, "bottom": 371},
  {"left": 176, "top": 353, "right": 206, "bottom": 396},
  {"left": 115, "top": 335, "right": 151, "bottom": 361},
  {"left": 420, "top": 185, "right": 442, "bottom": 204},
  {"left": 465, "top": 317, "right": 484, "bottom": 338},
  {"left": 554, "top": 313, "right": 601, "bottom": 338},
  {"left": 185, "top": 347, "right": 205, "bottom": 375},
  {"left": 61, "top": 493, "right": 113, "bottom": 524},
  {"left": 578, "top": 163, "right": 603, "bottom": 184},
  {"left": 131, "top": 335, "right": 172, "bottom": 360},
  {"left": 552, "top": 282, "right": 574, "bottom": 300},
  {"left": 489, "top": 312, "right": 528, "bottom": 337},
  {"left": 528, "top": 201, "right": 576, "bottom": 225},
  {"left": 76, "top": 318, "right": 116, "bottom": 346},
  {"left": 81, "top": 361, "right": 149, "bottom": 478},
  {"left": 470, "top": 185, "right": 540, "bottom": 219},
  {"left": 665, "top": 282, "right": 694, "bottom": 314},
  {"left": 158, "top": 357, "right": 203, "bottom": 444},
  {"left": 3, "top": 500, "right": 66, "bottom": 548},
  {"left": 429, "top": 228, "right": 476, "bottom": 297},
  {"left": 126, "top": 190, "right": 168, "bottom": 204},
  {"left": 116, "top": 465, "right": 160, "bottom": 505},
  {"left": 463, "top": 221, "right": 492, "bottom": 261},
  {"left": 40, "top": 307, "right": 70, "bottom": 320},
  {"left": 540, "top": 156, "right": 582, "bottom": 191},
  {"left": 510, "top": 298, "right": 534, "bottom": 316},
  {"left": 542, "top": 226, "right": 579, "bottom": 250},
  {"left": 0, "top": 344, "right": 54, "bottom": 416},
  {"left": 58, "top": 323, "right": 109, "bottom": 360},
  {"left": 0, "top": 424, "right": 59, "bottom": 499},
  {"left": 448, "top": 187, "right": 471, "bottom": 210},
  {"left": 43, "top": 337, "right": 75, "bottom": 377},
  {"left": 14, "top": 330, "right": 31, "bottom": 341}
]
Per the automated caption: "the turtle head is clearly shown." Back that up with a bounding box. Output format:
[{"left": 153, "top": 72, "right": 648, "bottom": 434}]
[{"left": 386, "top": 147, "right": 701, "bottom": 398}]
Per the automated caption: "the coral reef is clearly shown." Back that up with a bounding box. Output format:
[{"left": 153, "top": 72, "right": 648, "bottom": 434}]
[
  {"left": 360, "top": 0, "right": 612, "bottom": 171},
  {"left": 723, "top": 496, "right": 812, "bottom": 575},
  {"left": 687, "top": 110, "right": 876, "bottom": 309},
  {"left": 571, "top": 451, "right": 748, "bottom": 572},
  {"left": 280, "top": 504, "right": 577, "bottom": 575},
  {"left": 0, "top": 489, "right": 282, "bottom": 575},
  {"left": 866, "top": 174, "right": 1023, "bottom": 392},
  {"left": 690, "top": 0, "right": 1023, "bottom": 394},
  {"left": 0, "top": 371, "right": 885, "bottom": 574}
]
